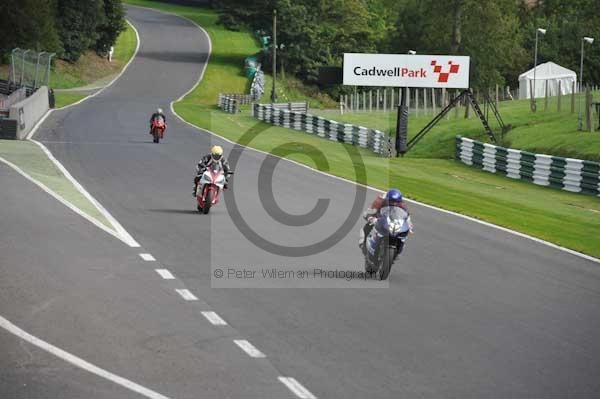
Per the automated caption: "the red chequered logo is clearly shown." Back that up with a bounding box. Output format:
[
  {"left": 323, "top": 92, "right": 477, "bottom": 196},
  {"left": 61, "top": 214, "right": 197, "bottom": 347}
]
[{"left": 431, "top": 60, "right": 460, "bottom": 83}]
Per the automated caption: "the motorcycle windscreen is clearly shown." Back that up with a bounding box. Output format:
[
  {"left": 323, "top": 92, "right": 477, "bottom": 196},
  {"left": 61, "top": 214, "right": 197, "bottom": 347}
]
[
  {"left": 209, "top": 162, "right": 223, "bottom": 173},
  {"left": 379, "top": 206, "right": 410, "bottom": 234}
]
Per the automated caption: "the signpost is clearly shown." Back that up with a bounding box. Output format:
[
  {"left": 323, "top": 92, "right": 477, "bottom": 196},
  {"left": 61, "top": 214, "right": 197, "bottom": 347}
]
[
  {"left": 343, "top": 53, "right": 472, "bottom": 156},
  {"left": 343, "top": 53, "right": 471, "bottom": 89}
]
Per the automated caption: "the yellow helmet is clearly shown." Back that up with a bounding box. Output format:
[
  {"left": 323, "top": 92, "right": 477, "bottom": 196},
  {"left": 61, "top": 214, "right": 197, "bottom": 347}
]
[{"left": 211, "top": 145, "right": 223, "bottom": 160}]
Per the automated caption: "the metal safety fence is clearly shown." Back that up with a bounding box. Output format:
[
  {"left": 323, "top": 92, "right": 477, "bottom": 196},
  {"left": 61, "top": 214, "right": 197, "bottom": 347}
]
[
  {"left": 455, "top": 136, "right": 600, "bottom": 196},
  {"left": 253, "top": 103, "right": 392, "bottom": 157},
  {"left": 9, "top": 48, "right": 55, "bottom": 89},
  {"left": 218, "top": 93, "right": 254, "bottom": 113},
  {"left": 270, "top": 102, "right": 308, "bottom": 113}
]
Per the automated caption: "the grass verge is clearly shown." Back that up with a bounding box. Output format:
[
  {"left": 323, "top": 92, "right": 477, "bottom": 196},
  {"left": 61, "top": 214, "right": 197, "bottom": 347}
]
[
  {"left": 51, "top": 21, "right": 138, "bottom": 90},
  {"left": 54, "top": 92, "right": 88, "bottom": 109},
  {"left": 52, "top": 21, "right": 138, "bottom": 108},
  {"left": 0, "top": 140, "right": 112, "bottom": 230},
  {"left": 311, "top": 90, "right": 600, "bottom": 161},
  {"left": 180, "top": 105, "right": 600, "bottom": 258},
  {"left": 127, "top": 0, "right": 600, "bottom": 259}
]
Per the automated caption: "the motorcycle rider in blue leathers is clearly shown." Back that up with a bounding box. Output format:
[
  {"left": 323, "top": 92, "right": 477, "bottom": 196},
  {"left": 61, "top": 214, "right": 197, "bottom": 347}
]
[{"left": 359, "top": 189, "right": 413, "bottom": 255}]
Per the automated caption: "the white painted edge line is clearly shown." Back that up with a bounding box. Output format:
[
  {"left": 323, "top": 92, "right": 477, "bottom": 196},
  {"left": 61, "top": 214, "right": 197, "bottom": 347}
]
[
  {"left": 139, "top": 253, "right": 156, "bottom": 261},
  {"left": 137, "top": 4, "right": 600, "bottom": 265},
  {"left": 0, "top": 156, "right": 124, "bottom": 244},
  {"left": 21, "top": 19, "right": 142, "bottom": 248},
  {"left": 233, "top": 339, "right": 266, "bottom": 358},
  {"left": 28, "top": 139, "right": 140, "bottom": 248},
  {"left": 278, "top": 377, "right": 317, "bottom": 399},
  {"left": 201, "top": 311, "right": 227, "bottom": 326},
  {"left": 0, "top": 315, "right": 171, "bottom": 399},
  {"left": 175, "top": 289, "right": 198, "bottom": 301},
  {"left": 175, "top": 109, "right": 600, "bottom": 266},
  {"left": 25, "top": 108, "right": 53, "bottom": 140},
  {"left": 126, "top": 5, "right": 212, "bottom": 106},
  {"left": 54, "top": 85, "right": 108, "bottom": 93},
  {"left": 155, "top": 269, "right": 175, "bottom": 280}
]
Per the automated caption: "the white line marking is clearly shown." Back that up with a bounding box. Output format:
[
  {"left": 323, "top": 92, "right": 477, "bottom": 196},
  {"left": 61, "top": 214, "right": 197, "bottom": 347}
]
[
  {"left": 25, "top": 108, "right": 52, "bottom": 140},
  {"left": 172, "top": 90, "right": 600, "bottom": 266},
  {"left": 140, "top": 3, "right": 600, "bottom": 265},
  {"left": 201, "top": 311, "right": 228, "bottom": 326},
  {"left": 0, "top": 156, "right": 124, "bottom": 244},
  {"left": 155, "top": 269, "right": 175, "bottom": 280},
  {"left": 20, "top": 20, "right": 142, "bottom": 248},
  {"left": 127, "top": 5, "right": 211, "bottom": 105},
  {"left": 278, "top": 377, "right": 317, "bottom": 399},
  {"left": 0, "top": 315, "right": 171, "bottom": 399},
  {"left": 233, "top": 339, "right": 266, "bottom": 358},
  {"left": 29, "top": 139, "right": 140, "bottom": 248},
  {"left": 139, "top": 253, "right": 156, "bottom": 261},
  {"left": 19, "top": 21, "right": 140, "bottom": 248},
  {"left": 175, "top": 289, "right": 198, "bottom": 301}
]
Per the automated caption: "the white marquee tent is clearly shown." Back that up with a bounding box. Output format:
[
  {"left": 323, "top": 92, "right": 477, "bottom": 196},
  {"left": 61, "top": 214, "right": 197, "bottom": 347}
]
[{"left": 518, "top": 61, "right": 577, "bottom": 99}]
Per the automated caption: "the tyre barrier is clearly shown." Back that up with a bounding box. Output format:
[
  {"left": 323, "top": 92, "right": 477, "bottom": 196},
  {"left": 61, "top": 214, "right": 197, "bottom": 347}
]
[
  {"left": 455, "top": 136, "right": 600, "bottom": 196},
  {"left": 253, "top": 103, "right": 392, "bottom": 157}
]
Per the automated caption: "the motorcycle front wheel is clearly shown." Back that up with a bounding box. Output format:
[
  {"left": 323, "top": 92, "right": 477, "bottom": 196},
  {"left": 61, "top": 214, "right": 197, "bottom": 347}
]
[
  {"left": 202, "top": 189, "right": 212, "bottom": 214},
  {"left": 378, "top": 246, "right": 395, "bottom": 281}
]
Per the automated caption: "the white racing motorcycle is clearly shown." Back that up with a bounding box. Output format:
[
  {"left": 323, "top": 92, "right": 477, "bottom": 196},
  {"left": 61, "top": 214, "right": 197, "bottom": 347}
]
[
  {"left": 195, "top": 162, "right": 233, "bottom": 214},
  {"left": 363, "top": 206, "right": 411, "bottom": 280}
]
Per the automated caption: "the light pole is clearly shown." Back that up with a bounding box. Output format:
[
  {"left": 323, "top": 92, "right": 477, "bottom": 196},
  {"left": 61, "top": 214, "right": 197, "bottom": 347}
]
[
  {"left": 578, "top": 36, "right": 594, "bottom": 130},
  {"left": 532, "top": 27, "right": 546, "bottom": 112},
  {"left": 270, "top": 9, "right": 277, "bottom": 103}
]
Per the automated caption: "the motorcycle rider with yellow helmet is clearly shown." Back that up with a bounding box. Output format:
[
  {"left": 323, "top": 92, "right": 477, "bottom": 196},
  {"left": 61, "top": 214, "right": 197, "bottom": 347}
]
[{"left": 193, "top": 145, "right": 231, "bottom": 196}]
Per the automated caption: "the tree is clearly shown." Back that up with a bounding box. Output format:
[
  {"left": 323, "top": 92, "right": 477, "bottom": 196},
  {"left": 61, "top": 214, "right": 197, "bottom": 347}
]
[
  {"left": 96, "top": 0, "right": 126, "bottom": 54},
  {"left": 389, "top": 0, "right": 528, "bottom": 88},
  {"left": 0, "top": 0, "right": 60, "bottom": 59},
  {"left": 56, "top": 0, "right": 105, "bottom": 62}
]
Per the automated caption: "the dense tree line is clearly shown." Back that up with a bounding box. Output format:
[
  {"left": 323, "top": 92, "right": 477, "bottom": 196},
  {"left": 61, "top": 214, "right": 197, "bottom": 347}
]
[
  {"left": 215, "top": 0, "right": 600, "bottom": 90},
  {"left": 0, "top": 0, "right": 125, "bottom": 63}
]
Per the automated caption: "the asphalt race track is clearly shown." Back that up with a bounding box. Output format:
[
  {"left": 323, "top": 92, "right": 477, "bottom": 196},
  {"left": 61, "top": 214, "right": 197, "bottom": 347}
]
[{"left": 2, "top": 5, "right": 600, "bottom": 399}]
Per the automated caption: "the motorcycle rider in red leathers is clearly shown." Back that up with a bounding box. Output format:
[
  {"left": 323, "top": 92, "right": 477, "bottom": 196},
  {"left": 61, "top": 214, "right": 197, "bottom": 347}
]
[{"left": 149, "top": 108, "right": 167, "bottom": 135}]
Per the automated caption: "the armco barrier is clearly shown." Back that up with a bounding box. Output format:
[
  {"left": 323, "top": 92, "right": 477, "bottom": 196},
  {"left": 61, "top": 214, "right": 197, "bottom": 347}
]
[
  {"left": 253, "top": 103, "right": 392, "bottom": 156},
  {"left": 270, "top": 102, "right": 308, "bottom": 113},
  {"left": 218, "top": 93, "right": 254, "bottom": 113},
  {"left": 455, "top": 136, "right": 600, "bottom": 196}
]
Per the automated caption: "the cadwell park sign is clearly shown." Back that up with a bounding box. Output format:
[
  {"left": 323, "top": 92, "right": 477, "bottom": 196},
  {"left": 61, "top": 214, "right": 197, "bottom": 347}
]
[{"left": 343, "top": 53, "right": 470, "bottom": 89}]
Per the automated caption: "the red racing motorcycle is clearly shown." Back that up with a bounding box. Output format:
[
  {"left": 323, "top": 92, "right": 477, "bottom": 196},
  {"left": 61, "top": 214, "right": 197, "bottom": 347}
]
[
  {"left": 150, "top": 118, "right": 166, "bottom": 143},
  {"left": 195, "top": 162, "right": 233, "bottom": 214}
]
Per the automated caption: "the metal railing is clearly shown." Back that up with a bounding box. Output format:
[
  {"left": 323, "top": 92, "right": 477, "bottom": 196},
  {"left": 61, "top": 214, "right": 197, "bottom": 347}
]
[{"left": 9, "top": 48, "right": 55, "bottom": 89}]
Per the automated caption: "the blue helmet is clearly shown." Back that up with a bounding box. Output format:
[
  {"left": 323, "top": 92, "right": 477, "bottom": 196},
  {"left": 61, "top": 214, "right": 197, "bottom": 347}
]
[{"left": 385, "top": 189, "right": 403, "bottom": 206}]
